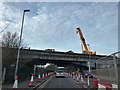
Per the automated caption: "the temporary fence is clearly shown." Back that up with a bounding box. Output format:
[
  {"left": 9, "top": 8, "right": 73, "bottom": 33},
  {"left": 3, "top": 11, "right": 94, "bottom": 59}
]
[{"left": 95, "top": 51, "right": 120, "bottom": 90}]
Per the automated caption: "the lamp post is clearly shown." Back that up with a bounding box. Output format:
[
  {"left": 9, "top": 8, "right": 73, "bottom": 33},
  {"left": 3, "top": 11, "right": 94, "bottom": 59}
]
[
  {"left": 14, "top": 9, "right": 30, "bottom": 79},
  {"left": 87, "top": 44, "right": 91, "bottom": 73}
]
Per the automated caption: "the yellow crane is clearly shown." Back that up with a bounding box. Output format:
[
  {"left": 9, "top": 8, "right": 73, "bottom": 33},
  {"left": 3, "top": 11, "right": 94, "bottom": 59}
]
[{"left": 76, "top": 27, "right": 96, "bottom": 55}]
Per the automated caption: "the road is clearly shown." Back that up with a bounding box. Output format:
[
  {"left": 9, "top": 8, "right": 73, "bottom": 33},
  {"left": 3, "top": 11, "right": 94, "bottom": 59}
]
[
  {"left": 2, "top": 74, "right": 96, "bottom": 90},
  {"left": 37, "top": 76, "right": 87, "bottom": 89}
]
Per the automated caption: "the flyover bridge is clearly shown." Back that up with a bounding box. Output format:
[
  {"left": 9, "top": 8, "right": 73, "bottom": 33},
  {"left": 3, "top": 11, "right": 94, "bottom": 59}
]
[{"left": 2, "top": 47, "right": 107, "bottom": 68}]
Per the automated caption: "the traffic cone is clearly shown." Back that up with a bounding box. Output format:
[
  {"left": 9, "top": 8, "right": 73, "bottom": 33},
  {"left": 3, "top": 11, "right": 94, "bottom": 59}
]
[
  {"left": 37, "top": 74, "right": 41, "bottom": 82},
  {"left": 13, "top": 75, "right": 18, "bottom": 89},
  {"left": 80, "top": 74, "right": 83, "bottom": 83},
  {"left": 45, "top": 73, "right": 47, "bottom": 78},
  {"left": 48, "top": 72, "right": 51, "bottom": 77},
  {"left": 87, "top": 75, "right": 90, "bottom": 86},
  {"left": 76, "top": 73, "right": 79, "bottom": 82},
  {"left": 78, "top": 73, "right": 81, "bottom": 82},
  {"left": 28, "top": 74, "right": 34, "bottom": 87}
]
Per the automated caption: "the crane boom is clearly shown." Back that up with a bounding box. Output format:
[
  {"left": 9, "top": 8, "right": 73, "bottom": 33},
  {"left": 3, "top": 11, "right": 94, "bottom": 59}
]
[
  {"left": 76, "top": 27, "right": 96, "bottom": 55},
  {"left": 76, "top": 27, "right": 89, "bottom": 53}
]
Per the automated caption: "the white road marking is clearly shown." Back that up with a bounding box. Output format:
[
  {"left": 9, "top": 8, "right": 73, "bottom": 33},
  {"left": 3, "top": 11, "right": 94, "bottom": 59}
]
[
  {"left": 38, "top": 75, "right": 54, "bottom": 89},
  {"left": 83, "top": 85, "right": 88, "bottom": 88}
]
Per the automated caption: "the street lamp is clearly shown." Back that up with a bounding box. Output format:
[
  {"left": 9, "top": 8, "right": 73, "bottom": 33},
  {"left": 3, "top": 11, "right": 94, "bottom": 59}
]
[
  {"left": 87, "top": 44, "right": 91, "bottom": 73},
  {"left": 14, "top": 9, "right": 30, "bottom": 79}
]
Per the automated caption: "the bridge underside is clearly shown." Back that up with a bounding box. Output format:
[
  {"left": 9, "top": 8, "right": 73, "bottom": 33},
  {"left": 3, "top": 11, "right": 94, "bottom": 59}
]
[{"left": 28, "top": 58, "right": 96, "bottom": 70}]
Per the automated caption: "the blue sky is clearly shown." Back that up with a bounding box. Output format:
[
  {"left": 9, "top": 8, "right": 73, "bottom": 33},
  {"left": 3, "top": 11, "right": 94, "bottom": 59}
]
[{"left": 0, "top": 2, "right": 118, "bottom": 55}]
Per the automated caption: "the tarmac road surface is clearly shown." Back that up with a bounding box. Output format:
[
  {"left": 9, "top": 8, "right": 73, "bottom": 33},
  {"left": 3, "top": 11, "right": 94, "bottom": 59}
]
[{"left": 37, "top": 76, "right": 87, "bottom": 90}]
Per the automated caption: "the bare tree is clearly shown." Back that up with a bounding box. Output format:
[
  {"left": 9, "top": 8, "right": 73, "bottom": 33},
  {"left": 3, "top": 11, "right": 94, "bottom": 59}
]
[{"left": 1, "top": 31, "right": 28, "bottom": 48}]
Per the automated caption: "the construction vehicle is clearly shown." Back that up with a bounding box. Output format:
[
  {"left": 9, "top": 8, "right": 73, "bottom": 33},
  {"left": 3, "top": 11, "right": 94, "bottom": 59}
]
[{"left": 76, "top": 27, "right": 96, "bottom": 55}]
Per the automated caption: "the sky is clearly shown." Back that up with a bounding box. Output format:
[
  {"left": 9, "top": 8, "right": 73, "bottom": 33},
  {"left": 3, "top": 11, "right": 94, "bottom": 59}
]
[{"left": 0, "top": 1, "right": 118, "bottom": 55}]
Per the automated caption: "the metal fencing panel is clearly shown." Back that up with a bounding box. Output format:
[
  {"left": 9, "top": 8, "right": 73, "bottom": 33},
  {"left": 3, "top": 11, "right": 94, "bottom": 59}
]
[{"left": 96, "top": 51, "right": 120, "bottom": 89}]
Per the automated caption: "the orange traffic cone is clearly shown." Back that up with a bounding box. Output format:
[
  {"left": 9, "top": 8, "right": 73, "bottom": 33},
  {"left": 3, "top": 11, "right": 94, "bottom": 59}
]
[
  {"left": 13, "top": 75, "right": 18, "bottom": 89},
  {"left": 28, "top": 74, "right": 34, "bottom": 87}
]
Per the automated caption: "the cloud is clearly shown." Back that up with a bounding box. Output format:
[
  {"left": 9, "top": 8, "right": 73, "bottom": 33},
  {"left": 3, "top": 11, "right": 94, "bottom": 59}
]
[
  {"left": 0, "top": 21, "right": 9, "bottom": 29},
  {"left": 1, "top": 2, "right": 118, "bottom": 55},
  {"left": 2, "top": 0, "right": 120, "bottom": 2},
  {"left": 1, "top": 3, "right": 24, "bottom": 36}
]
